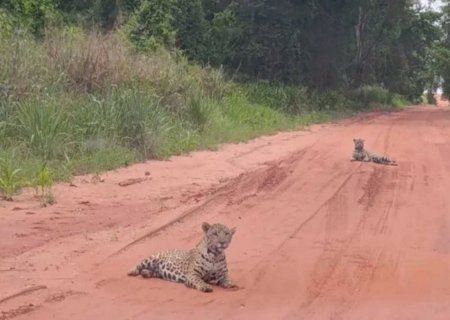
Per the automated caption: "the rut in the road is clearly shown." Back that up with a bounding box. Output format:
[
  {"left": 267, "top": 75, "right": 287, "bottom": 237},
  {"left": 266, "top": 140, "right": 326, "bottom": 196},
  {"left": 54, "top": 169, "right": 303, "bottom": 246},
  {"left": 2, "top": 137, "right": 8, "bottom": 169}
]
[{"left": 108, "top": 156, "right": 296, "bottom": 259}]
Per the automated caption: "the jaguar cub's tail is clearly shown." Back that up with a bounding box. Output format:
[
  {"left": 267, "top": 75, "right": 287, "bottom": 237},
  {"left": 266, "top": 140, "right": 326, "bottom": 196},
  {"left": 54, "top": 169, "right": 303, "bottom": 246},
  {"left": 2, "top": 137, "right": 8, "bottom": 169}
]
[
  {"left": 373, "top": 155, "right": 397, "bottom": 166},
  {"left": 127, "top": 266, "right": 141, "bottom": 276},
  {"left": 127, "top": 259, "right": 147, "bottom": 276}
]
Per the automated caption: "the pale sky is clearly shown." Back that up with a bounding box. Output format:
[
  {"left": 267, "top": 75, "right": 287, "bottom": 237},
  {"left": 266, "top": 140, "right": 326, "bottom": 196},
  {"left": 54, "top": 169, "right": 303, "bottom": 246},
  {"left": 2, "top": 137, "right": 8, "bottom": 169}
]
[{"left": 419, "top": 0, "right": 444, "bottom": 10}]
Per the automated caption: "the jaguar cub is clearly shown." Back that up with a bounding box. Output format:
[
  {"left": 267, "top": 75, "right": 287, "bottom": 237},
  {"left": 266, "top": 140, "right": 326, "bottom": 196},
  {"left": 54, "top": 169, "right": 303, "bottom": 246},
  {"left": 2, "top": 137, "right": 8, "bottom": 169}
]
[
  {"left": 352, "top": 138, "right": 397, "bottom": 166},
  {"left": 128, "top": 222, "right": 236, "bottom": 293}
]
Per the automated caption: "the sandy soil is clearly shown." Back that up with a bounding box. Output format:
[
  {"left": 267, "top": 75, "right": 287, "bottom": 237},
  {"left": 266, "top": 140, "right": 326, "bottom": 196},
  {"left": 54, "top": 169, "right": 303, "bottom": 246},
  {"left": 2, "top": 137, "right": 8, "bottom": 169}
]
[{"left": 1, "top": 106, "right": 450, "bottom": 320}]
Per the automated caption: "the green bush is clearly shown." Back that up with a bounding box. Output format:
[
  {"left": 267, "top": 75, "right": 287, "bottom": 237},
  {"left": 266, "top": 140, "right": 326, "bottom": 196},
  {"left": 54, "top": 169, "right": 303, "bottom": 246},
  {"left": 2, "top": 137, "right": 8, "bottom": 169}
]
[
  {"left": 312, "top": 90, "right": 355, "bottom": 112},
  {"left": 353, "top": 85, "right": 392, "bottom": 108},
  {"left": 173, "top": 0, "right": 209, "bottom": 62},
  {"left": 391, "top": 94, "right": 410, "bottom": 108},
  {"left": 124, "top": 0, "right": 177, "bottom": 51},
  {"left": 242, "top": 82, "right": 310, "bottom": 114},
  {"left": 0, "top": 9, "right": 15, "bottom": 37},
  {"left": 0, "top": 0, "right": 61, "bottom": 37}
]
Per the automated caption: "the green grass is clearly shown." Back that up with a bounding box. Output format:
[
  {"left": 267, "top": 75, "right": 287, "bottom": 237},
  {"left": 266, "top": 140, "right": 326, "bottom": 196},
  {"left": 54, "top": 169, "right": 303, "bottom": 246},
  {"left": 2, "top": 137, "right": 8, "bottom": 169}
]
[
  {"left": 0, "top": 28, "right": 404, "bottom": 203},
  {"left": 34, "top": 163, "right": 55, "bottom": 206},
  {"left": 15, "top": 98, "right": 69, "bottom": 159},
  {"left": 391, "top": 94, "right": 410, "bottom": 109},
  {"left": 0, "top": 156, "right": 22, "bottom": 201}
]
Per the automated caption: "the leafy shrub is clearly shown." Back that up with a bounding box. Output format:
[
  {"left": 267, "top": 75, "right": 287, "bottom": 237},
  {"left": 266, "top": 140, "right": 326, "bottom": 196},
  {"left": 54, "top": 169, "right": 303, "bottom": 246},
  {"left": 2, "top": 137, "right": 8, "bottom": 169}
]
[
  {"left": 0, "top": 9, "right": 15, "bottom": 37},
  {"left": 124, "top": 0, "right": 177, "bottom": 51},
  {"left": 0, "top": 0, "right": 60, "bottom": 37},
  {"left": 173, "top": 0, "right": 209, "bottom": 62},
  {"left": 311, "top": 90, "right": 355, "bottom": 111},
  {"left": 242, "top": 82, "right": 311, "bottom": 114},
  {"left": 391, "top": 94, "right": 409, "bottom": 108},
  {"left": 352, "top": 85, "right": 392, "bottom": 108}
]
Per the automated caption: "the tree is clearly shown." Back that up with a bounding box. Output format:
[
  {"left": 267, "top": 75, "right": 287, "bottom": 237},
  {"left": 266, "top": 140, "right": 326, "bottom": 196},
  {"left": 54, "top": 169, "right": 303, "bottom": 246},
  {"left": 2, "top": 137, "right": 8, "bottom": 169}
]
[
  {"left": 124, "top": 0, "right": 177, "bottom": 51},
  {"left": 1, "top": 0, "right": 59, "bottom": 37},
  {"left": 439, "top": 0, "right": 450, "bottom": 98},
  {"left": 173, "top": 0, "right": 209, "bottom": 61}
]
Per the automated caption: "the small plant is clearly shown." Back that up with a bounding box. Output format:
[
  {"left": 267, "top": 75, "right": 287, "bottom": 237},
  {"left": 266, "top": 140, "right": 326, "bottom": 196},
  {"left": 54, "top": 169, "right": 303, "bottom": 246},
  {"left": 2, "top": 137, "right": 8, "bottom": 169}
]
[
  {"left": 0, "top": 158, "right": 22, "bottom": 201},
  {"left": 35, "top": 163, "right": 54, "bottom": 206}
]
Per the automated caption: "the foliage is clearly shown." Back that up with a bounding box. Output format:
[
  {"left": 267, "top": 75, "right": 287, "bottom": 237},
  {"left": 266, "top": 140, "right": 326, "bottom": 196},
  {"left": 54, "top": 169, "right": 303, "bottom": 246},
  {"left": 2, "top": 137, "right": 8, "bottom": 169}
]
[
  {"left": 0, "top": 0, "right": 60, "bottom": 37},
  {"left": 0, "top": 157, "right": 22, "bottom": 201},
  {"left": 173, "top": 0, "right": 209, "bottom": 61},
  {"left": 390, "top": 94, "right": 409, "bottom": 108},
  {"left": 0, "top": 9, "right": 16, "bottom": 36},
  {"left": 207, "top": 7, "right": 240, "bottom": 66},
  {"left": 353, "top": 85, "right": 391, "bottom": 107},
  {"left": 34, "top": 163, "right": 54, "bottom": 206},
  {"left": 15, "top": 99, "right": 69, "bottom": 159},
  {"left": 439, "top": 0, "right": 450, "bottom": 98},
  {"left": 124, "top": 0, "right": 177, "bottom": 51},
  {"left": 2, "top": 0, "right": 440, "bottom": 101}
]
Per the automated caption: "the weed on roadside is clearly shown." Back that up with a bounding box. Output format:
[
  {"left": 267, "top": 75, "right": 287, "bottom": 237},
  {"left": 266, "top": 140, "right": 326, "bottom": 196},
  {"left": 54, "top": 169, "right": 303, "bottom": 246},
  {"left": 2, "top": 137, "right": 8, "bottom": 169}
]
[
  {"left": 34, "top": 163, "right": 55, "bottom": 206},
  {"left": 0, "top": 157, "right": 22, "bottom": 201}
]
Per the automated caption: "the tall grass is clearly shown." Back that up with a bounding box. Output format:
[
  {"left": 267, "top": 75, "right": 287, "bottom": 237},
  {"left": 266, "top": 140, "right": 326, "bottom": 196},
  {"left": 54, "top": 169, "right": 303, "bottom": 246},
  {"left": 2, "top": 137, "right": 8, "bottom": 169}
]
[
  {"left": 0, "top": 28, "right": 404, "bottom": 200},
  {"left": 15, "top": 99, "right": 69, "bottom": 159}
]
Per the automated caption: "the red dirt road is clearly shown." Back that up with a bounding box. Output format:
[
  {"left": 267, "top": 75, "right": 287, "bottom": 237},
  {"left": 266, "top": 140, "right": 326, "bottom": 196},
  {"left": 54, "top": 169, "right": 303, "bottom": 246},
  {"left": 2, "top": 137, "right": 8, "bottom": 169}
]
[{"left": 1, "top": 106, "right": 450, "bottom": 320}]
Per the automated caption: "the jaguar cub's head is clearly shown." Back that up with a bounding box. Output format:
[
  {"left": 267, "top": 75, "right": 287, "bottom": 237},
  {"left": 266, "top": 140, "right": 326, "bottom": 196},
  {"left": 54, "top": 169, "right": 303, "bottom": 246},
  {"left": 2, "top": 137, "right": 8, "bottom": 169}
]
[
  {"left": 202, "top": 222, "right": 236, "bottom": 255},
  {"left": 353, "top": 138, "right": 365, "bottom": 151}
]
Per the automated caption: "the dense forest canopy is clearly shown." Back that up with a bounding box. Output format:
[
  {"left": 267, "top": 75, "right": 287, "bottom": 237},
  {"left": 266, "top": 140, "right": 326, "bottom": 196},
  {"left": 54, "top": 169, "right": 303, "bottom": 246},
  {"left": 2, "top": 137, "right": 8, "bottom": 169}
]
[{"left": 0, "top": 0, "right": 449, "bottom": 99}]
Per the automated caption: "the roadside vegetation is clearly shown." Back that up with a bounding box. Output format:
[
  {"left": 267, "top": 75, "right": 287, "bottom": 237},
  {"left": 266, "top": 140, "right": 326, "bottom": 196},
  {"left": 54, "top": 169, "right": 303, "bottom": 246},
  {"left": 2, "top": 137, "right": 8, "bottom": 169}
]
[{"left": 0, "top": 0, "right": 448, "bottom": 201}]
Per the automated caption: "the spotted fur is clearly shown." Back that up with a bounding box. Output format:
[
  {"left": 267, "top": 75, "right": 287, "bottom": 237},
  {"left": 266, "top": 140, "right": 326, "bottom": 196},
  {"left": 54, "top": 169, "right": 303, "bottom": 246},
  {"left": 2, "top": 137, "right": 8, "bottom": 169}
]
[
  {"left": 128, "top": 222, "right": 236, "bottom": 293},
  {"left": 352, "top": 138, "right": 397, "bottom": 166}
]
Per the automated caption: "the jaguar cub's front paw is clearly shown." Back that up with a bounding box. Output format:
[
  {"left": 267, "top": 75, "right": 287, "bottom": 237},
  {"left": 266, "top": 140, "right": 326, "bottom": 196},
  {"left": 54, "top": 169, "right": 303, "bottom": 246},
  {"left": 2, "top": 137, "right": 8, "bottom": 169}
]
[
  {"left": 220, "top": 282, "right": 236, "bottom": 289},
  {"left": 199, "top": 285, "right": 213, "bottom": 293}
]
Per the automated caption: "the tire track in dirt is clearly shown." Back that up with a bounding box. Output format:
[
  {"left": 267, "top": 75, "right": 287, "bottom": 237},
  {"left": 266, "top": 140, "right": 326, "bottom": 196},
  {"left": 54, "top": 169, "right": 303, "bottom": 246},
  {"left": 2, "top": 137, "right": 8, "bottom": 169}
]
[
  {"left": 106, "top": 144, "right": 318, "bottom": 260},
  {"left": 234, "top": 125, "right": 385, "bottom": 286},
  {"left": 106, "top": 160, "right": 293, "bottom": 259},
  {"left": 227, "top": 122, "right": 402, "bottom": 320},
  {"left": 293, "top": 124, "right": 403, "bottom": 319},
  {"left": 301, "top": 167, "right": 401, "bottom": 318}
]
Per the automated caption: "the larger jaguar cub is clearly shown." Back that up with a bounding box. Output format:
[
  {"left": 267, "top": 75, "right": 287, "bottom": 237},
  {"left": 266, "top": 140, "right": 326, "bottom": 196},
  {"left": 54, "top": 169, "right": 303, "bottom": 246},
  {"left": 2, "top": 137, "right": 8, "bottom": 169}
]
[
  {"left": 352, "top": 138, "right": 397, "bottom": 166},
  {"left": 128, "top": 222, "right": 236, "bottom": 293}
]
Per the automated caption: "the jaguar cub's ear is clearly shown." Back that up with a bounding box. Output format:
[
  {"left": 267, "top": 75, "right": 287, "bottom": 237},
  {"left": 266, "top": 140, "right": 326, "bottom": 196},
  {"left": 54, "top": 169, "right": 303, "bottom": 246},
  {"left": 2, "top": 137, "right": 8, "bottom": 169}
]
[
  {"left": 353, "top": 138, "right": 356, "bottom": 143},
  {"left": 230, "top": 227, "right": 236, "bottom": 235},
  {"left": 202, "top": 222, "right": 211, "bottom": 233}
]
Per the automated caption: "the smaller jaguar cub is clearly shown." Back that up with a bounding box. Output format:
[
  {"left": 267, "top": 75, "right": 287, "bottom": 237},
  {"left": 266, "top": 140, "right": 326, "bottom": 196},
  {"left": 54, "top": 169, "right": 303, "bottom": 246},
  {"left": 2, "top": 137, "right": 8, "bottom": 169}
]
[
  {"left": 128, "top": 222, "right": 236, "bottom": 293},
  {"left": 352, "top": 138, "right": 397, "bottom": 166}
]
